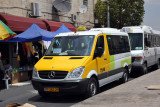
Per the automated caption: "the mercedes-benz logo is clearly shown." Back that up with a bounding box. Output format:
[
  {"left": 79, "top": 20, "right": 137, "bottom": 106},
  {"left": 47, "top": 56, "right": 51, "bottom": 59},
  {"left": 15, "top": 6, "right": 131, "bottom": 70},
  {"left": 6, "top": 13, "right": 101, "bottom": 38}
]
[{"left": 48, "top": 71, "right": 56, "bottom": 79}]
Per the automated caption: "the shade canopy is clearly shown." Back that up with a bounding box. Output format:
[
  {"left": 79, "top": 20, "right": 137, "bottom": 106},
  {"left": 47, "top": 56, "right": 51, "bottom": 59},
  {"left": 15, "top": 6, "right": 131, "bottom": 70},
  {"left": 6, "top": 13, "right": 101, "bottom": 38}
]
[
  {"left": 8, "top": 24, "right": 72, "bottom": 42},
  {"left": 0, "top": 20, "right": 16, "bottom": 40},
  {"left": 8, "top": 23, "right": 54, "bottom": 42},
  {"left": 53, "top": 24, "right": 72, "bottom": 35}
]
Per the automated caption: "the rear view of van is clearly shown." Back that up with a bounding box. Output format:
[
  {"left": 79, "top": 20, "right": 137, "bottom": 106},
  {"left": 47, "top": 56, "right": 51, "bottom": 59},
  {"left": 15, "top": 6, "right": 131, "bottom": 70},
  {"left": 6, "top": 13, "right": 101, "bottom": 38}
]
[{"left": 32, "top": 28, "right": 131, "bottom": 98}]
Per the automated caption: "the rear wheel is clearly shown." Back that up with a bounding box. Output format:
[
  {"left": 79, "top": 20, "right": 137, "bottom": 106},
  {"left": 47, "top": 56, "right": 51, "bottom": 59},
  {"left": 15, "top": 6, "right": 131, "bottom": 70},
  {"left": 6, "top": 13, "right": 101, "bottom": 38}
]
[
  {"left": 142, "top": 63, "right": 147, "bottom": 75},
  {"left": 155, "top": 59, "right": 160, "bottom": 69},
  {"left": 85, "top": 77, "right": 98, "bottom": 98},
  {"left": 119, "top": 69, "right": 128, "bottom": 83}
]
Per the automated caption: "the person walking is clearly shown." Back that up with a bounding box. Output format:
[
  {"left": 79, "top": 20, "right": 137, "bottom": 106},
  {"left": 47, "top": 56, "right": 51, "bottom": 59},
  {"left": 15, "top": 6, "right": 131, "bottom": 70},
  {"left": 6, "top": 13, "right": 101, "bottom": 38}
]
[{"left": 0, "top": 51, "right": 5, "bottom": 90}]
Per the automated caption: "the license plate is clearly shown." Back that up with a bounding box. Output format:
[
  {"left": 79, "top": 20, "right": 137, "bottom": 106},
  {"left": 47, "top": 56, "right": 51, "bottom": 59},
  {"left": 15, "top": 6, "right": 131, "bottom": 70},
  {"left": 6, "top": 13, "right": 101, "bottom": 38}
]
[{"left": 44, "top": 88, "right": 59, "bottom": 92}]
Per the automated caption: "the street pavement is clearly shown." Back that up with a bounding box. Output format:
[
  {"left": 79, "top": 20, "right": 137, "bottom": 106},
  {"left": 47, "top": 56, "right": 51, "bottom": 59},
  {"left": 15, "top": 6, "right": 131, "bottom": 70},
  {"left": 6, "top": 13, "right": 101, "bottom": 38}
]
[
  {"left": 71, "top": 69, "right": 160, "bottom": 107},
  {"left": 0, "top": 83, "right": 86, "bottom": 107},
  {"left": 0, "top": 68, "right": 159, "bottom": 107}
]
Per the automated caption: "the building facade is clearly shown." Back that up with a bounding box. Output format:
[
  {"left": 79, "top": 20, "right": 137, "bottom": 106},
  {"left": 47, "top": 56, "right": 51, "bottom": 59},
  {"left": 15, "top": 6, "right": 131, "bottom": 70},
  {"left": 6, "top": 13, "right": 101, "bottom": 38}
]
[
  {"left": 0, "top": 0, "right": 98, "bottom": 68},
  {"left": 0, "top": 0, "right": 97, "bottom": 28}
]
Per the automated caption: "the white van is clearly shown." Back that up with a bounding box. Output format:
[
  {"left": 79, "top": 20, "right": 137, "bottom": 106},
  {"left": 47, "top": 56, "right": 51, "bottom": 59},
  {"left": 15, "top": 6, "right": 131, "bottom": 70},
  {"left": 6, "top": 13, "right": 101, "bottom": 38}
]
[{"left": 122, "top": 26, "right": 160, "bottom": 74}]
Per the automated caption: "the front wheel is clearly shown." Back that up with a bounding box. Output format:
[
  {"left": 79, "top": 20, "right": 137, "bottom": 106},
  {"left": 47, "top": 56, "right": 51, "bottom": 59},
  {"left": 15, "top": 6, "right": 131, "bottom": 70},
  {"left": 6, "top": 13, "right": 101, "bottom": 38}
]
[{"left": 85, "top": 77, "right": 98, "bottom": 98}]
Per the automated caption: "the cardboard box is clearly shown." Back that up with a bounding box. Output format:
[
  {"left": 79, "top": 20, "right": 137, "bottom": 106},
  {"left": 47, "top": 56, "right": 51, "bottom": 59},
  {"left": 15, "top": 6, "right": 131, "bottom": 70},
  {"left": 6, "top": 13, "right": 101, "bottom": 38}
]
[
  {"left": 19, "top": 71, "right": 28, "bottom": 82},
  {"left": 12, "top": 72, "right": 20, "bottom": 84},
  {"left": 6, "top": 103, "right": 36, "bottom": 107}
]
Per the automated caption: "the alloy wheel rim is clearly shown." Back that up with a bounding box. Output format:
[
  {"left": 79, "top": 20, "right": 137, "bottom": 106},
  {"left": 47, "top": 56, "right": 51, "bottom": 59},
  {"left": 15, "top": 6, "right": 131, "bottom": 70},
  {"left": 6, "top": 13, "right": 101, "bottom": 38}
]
[
  {"left": 90, "top": 82, "right": 96, "bottom": 96},
  {"left": 124, "top": 73, "right": 128, "bottom": 82}
]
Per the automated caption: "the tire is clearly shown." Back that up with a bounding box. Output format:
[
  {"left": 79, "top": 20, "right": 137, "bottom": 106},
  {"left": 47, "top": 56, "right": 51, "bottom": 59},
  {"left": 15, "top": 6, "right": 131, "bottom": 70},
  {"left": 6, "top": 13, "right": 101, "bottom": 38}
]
[
  {"left": 38, "top": 90, "right": 50, "bottom": 98},
  {"left": 119, "top": 69, "right": 128, "bottom": 83},
  {"left": 85, "top": 77, "right": 98, "bottom": 98},
  {"left": 142, "top": 63, "right": 147, "bottom": 75},
  {"left": 155, "top": 60, "right": 160, "bottom": 69}
]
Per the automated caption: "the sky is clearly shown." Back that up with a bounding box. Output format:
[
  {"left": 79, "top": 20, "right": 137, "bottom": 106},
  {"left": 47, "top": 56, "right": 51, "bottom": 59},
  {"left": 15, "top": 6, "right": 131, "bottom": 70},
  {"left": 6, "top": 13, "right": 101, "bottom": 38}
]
[{"left": 142, "top": 0, "right": 160, "bottom": 30}]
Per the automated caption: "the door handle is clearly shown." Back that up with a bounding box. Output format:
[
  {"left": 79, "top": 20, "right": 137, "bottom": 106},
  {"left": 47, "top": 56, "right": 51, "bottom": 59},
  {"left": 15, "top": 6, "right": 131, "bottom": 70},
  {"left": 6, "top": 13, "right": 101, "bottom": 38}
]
[{"left": 104, "top": 58, "right": 107, "bottom": 61}]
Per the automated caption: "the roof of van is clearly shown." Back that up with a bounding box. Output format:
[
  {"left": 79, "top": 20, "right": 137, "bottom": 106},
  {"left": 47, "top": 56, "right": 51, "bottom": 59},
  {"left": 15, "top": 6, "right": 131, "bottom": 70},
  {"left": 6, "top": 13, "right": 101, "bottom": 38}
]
[
  {"left": 122, "top": 26, "right": 160, "bottom": 34},
  {"left": 55, "top": 28, "right": 128, "bottom": 37}
]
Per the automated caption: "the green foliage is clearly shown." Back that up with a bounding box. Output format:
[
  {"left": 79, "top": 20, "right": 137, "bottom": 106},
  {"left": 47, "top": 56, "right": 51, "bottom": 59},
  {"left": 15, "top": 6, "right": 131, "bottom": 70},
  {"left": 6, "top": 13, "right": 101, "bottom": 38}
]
[{"left": 94, "top": 0, "right": 145, "bottom": 29}]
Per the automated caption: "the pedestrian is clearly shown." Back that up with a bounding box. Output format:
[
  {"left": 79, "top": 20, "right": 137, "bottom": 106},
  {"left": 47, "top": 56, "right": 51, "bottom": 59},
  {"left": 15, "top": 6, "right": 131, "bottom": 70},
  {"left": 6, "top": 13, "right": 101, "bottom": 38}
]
[
  {"left": 3, "top": 59, "right": 12, "bottom": 82},
  {"left": 0, "top": 51, "right": 5, "bottom": 90}
]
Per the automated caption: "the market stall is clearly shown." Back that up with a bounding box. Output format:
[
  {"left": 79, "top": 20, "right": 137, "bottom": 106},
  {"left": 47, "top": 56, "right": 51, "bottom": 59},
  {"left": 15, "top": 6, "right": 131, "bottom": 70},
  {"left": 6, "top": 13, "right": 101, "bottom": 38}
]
[{"left": 1, "top": 23, "right": 72, "bottom": 84}]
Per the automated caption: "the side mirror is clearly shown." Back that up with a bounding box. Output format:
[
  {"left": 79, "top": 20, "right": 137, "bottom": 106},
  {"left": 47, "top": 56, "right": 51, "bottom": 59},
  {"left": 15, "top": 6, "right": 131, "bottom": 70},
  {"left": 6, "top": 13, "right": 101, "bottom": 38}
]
[{"left": 97, "top": 47, "right": 104, "bottom": 57}]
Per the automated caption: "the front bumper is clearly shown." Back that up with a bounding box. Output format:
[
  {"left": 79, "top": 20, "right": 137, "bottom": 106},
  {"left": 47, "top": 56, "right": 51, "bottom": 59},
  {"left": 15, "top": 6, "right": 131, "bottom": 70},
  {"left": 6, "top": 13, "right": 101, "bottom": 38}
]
[{"left": 32, "top": 78, "right": 89, "bottom": 94}]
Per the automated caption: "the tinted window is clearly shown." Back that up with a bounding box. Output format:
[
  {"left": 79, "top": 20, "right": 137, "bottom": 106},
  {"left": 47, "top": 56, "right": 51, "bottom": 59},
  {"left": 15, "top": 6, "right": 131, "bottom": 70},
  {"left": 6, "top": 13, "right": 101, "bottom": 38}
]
[
  {"left": 94, "top": 36, "right": 104, "bottom": 58},
  {"left": 96, "top": 36, "right": 104, "bottom": 51},
  {"left": 107, "top": 35, "right": 130, "bottom": 55}
]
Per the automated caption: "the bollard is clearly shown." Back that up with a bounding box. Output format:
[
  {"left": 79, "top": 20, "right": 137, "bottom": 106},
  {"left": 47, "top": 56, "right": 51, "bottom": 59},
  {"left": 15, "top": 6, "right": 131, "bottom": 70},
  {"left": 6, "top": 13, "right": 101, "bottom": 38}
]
[{"left": 3, "top": 78, "right": 10, "bottom": 89}]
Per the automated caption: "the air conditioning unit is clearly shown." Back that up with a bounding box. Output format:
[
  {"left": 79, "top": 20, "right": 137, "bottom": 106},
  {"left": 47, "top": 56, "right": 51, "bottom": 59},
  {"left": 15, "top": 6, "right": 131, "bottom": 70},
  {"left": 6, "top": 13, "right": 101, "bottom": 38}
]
[
  {"left": 71, "top": 14, "right": 77, "bottom": 22},
  {"left": 31, "top": 3, "right": 42, "bottom": 17}
]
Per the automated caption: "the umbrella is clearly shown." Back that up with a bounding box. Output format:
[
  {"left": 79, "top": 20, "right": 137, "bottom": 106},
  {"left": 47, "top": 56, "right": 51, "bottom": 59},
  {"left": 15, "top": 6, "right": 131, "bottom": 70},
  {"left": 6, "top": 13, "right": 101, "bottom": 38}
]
[{"left": 0, "top": 20, "right": 16, "bottom": 40}]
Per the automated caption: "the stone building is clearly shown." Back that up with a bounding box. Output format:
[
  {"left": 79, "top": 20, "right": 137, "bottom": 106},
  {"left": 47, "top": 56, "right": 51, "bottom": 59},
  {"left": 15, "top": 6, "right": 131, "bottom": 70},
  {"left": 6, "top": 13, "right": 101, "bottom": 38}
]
[
  {"left": 0, "top": 0, "right": 97, "bottom": 28},
  {"left": 0, "top": 0, "right": 98, "bottom": 68}
]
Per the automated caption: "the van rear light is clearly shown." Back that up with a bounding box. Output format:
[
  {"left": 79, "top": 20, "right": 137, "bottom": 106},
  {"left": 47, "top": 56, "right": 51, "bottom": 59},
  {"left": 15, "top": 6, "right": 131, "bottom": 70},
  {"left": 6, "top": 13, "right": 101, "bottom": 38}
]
[{"left": 135, "top": 57, "right": 143, "bottom": 61}]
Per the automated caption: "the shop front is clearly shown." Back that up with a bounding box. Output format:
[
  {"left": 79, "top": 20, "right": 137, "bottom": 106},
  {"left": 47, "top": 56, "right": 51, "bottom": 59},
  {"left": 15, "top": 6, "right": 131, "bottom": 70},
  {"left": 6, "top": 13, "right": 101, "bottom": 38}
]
[{"left": 0, "top": 13, "right": 76, "bottom": 84}]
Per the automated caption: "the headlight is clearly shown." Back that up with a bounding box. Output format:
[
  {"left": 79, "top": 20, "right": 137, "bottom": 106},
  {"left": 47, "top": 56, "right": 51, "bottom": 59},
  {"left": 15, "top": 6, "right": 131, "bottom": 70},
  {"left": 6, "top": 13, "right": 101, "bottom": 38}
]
[
  {"left": 32, "top": 67, "right": 38, "bottom": 78},
  {"left": 68, "top": 67, "right": 85, "bottom": 79}
]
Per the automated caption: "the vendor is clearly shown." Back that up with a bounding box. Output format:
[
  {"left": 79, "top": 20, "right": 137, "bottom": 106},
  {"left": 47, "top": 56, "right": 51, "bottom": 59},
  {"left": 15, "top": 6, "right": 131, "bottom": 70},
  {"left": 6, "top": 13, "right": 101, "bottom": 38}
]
[{"left": 0, "top": 51, "right": 5, "bottom": 90}]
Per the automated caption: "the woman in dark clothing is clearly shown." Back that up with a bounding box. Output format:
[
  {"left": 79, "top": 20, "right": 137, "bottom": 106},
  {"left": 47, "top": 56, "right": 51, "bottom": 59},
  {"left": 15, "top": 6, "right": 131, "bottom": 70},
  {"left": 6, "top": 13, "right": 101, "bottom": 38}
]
[{"left": 0, "top": 52, "right": 5, "bottom": 90}]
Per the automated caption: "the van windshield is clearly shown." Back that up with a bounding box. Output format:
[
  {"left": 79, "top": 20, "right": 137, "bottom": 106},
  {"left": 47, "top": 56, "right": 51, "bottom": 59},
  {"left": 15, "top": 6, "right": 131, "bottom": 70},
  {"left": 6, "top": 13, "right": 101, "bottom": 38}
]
[
  {"left": 45, "top": 35, "right": 95, "bottom": 56},
  {"left": 129, "top": 33, "right": 143, "bottom": 50}
]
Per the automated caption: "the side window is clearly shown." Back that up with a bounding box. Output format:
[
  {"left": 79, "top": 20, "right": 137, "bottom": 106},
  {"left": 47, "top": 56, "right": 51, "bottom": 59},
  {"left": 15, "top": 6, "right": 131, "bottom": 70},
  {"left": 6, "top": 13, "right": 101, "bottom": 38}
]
[
  {"left": 148, "top": 34, "right": 153, "bottom": 47},
  {"left": 153, "top": 35, "right": 156, "bottom": 47},
  {"left": 107, "top": 35, "right": 130, "bottom": 55},
  {"left": 107, "top": 35, "right": 120, "bottom": 55},
  {"left": 112, "top": 36, "right": 121, "bottom": 54},
  {"left": 107, "top": 35, "right": 114, "bottom": 55},
  {"left": 144, "top": 34, "right": 148, "bottom": 47},
  {"left": 151, "top": 35, "right": 154, "bottom": 47},
  {"left": 122, "top": 36, "right": 130, "bottom": 52},
  {"left": 94, "top": 35, "right": 104, "bottom": 58},
  {"left": 96, "top": 36, "right": 104, "bottom": 51},
  {"left": 156, "top": 36, "right": 159, "bottom": 46}
]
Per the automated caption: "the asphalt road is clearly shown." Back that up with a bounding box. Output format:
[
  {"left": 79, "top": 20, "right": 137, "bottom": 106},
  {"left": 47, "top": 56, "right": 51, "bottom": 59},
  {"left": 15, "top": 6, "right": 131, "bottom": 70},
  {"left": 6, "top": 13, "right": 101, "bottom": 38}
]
[{"left": 0, "top": 68, "right": 155, "bottom": 107}]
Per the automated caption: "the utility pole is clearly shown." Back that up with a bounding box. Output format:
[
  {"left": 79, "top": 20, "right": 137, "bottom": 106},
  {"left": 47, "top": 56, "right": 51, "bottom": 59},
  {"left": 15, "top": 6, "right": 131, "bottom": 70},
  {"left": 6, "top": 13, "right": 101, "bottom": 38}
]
[
  {"left": 107, "top": 0, "right": 110, "bottom": 28},
  {"left": 101, "top": 0, "right": 110, "bottom": 27}
]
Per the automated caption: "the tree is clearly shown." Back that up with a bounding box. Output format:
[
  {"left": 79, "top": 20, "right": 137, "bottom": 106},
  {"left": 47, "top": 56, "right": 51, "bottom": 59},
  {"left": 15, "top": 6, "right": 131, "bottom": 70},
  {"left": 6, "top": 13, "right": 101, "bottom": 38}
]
[{"left": 94, "top": 0, "right": 145, "bottom": 29}]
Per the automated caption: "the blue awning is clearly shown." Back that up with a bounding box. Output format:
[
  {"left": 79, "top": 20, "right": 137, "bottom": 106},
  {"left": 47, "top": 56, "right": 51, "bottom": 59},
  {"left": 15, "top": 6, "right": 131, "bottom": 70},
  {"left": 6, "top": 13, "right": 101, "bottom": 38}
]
[{"left": 7, "top": 24, "right": 72, "bottom": 42}]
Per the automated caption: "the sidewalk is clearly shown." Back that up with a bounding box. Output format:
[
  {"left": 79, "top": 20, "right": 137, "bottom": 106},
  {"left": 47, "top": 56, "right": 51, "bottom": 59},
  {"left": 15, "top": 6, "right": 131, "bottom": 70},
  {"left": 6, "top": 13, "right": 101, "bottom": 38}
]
[
  {"left": 10, "top": 81, "right": 31, "bottom": 87},
  {"left": 71, "top": 70, "right": 160, "bottom": 107}
]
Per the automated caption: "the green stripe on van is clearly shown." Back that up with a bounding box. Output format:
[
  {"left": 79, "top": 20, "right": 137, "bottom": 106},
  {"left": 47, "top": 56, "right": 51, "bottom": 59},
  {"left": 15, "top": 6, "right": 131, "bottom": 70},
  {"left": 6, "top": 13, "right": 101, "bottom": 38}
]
[
  {"left": 110, "top": 55, "right": 115, "bottom": 70},
  {"left": 121, "top": 58, "right": 131, "bottom": 67}
]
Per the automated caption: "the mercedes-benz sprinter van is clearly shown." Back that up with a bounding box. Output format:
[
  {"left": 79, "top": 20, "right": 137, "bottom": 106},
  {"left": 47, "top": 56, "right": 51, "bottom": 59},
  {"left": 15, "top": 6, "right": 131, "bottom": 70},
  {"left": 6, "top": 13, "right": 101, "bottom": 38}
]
[{"left": 32, "top": 28, "right": 131, "bottom": 97}]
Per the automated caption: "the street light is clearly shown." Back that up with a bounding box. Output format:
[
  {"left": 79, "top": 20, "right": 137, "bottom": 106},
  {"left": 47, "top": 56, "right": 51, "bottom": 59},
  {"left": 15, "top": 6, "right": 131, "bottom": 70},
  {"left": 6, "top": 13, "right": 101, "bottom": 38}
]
[
  {"left": 107, "top": 0, "right": 110, "bottom": 28},
  {"left": 101, "top": 0, "right": 110, "bottom": 28}
]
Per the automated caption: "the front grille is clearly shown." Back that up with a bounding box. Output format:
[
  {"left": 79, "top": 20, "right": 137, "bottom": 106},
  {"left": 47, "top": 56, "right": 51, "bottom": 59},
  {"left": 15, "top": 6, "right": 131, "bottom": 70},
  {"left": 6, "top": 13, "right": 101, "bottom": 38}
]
[
  {"left": 38, "top": 71, "right": 68, "bottom": 79},
  {"left": 132, "top": 57, "right": 135, "bottom": 62}
]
